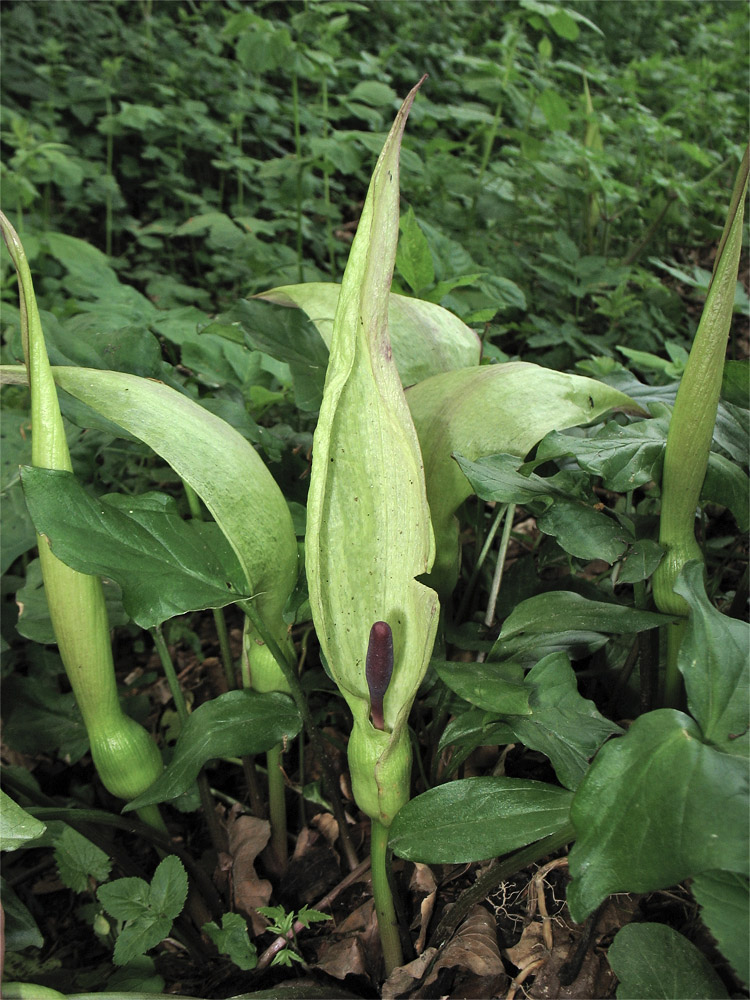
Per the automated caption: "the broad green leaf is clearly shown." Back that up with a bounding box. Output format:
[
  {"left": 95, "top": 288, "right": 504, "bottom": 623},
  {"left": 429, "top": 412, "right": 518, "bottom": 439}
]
[
  {"left": 20, "top": 471, "right": 250, "bottom": 629},
  {"left": 0, "top": 790, "right": 46, "bottom": 850},
  {"left": 254, "top": 281, "right": 481, "bottom": 389},
  {"left": 508, "top": 653, "right": 622, "bottom": 790},
  {"left": 126, "top": 691, "right": 301, "bottom": 810},
  {"left": 148, "top": 855, "right": 188, "bottom": 921},
  {"left": 674, "top": 562, "right": 749, "bottom": 756},
  {"left": 438, "top": 711, "right": 516, "bottom": 756},
  {"left": 691, "top": 871, "right": 749, "bottom": 986},
  {"left": 618, "top": 539, "right": 665, "bottom": 584},
  {"left": 389, "top": 776, "right": 573, "bottom": 863},
  {"left": 407, "top": 363, "right": 643, "bottom": 596},
  {"left": 567, "top": 710, "right": 749, "bottom": 922},
  {"left": 607, "top": 923, "right": 728, "bottom": 999},
  {"left": 702, "top": 451, "right": 749, "bottom": 532},
  {"left": 31, "top": 366, "right": 298, "bottom": 653},
  {"left": 499, "top": 591, "right": 672, "bottom": 639},
  {"left": 53, "top": 825, "right": 112, "bottom": 892},
  {"left": 489, "top": 629, "right": 609, "bottom": 669},
  {"left": 433, "top": 659, "right": 531, "bottom": 715},
  {"left": 536, "top": 412, "right": 670, "bottom": 493},
  {"left": 0, "top": 878, "right": 44, "bottom": 950},
  {"left": 537, "top": 498, "right": 630, "bottom": 562}
]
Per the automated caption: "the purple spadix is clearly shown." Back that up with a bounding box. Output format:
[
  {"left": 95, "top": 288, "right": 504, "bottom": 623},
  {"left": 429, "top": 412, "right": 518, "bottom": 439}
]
[{"left": 366, "top": 621, "right": 393, "bottom": 730}]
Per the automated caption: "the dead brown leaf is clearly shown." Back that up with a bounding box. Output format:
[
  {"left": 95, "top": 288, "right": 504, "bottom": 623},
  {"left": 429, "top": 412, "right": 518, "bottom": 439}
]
[
  {"left": 409, "top": 863, "right": 437, "bottom": 956},
  {"left": 224, "top": 808, "right": 272, "bottom": 935}
]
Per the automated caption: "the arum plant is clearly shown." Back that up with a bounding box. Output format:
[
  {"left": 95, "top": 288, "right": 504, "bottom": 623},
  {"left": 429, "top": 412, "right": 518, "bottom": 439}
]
[
  {"left": 652, "top": 144, "right": 748, "bottom": 707},
  {"left": 0, "top": 211, "right": 164, "bottom": 828},
  {"left": 305, "top": 78, "right": 439, "bottom": 975}
]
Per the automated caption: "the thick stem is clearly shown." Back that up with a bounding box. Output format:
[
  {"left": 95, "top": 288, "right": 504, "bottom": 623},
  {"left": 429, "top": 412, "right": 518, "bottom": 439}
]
[
  {"left": 266, "top": 744, "right": 288, "bottom": 868},
  {"left": 371, "top": 818, "right": 403, "bottom": 975}
]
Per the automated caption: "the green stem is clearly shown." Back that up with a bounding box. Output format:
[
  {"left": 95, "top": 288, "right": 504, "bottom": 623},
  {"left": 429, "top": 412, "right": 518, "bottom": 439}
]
[
  {"left": 370, "top": 818, "right": 403, "bottom": 975},
  {"left": 241, "top": 600, "right": 360, "bottom": 871},
  {"left": 135, "top": 802, "right": 169, "bottom": 835},
  {"left": 266, "top": 744, "right": 288, "bottom": 867},
  {"left": 662, "top": 619, "right": 687, "bottom": 710},
  {"left": 151, "top": 625, "right": 224, "bottom": 852}
]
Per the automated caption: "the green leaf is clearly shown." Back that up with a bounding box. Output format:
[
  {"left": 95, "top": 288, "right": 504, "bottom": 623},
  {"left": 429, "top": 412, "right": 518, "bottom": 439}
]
[
  {"left": 618, "top": 539, "right": 665, "bottom": 584},
  {"left": 126, "top": 690, "right": 301, "bottom": 810},
  {"left": 537, "top": 498, "right": 629, "bottom": 562},
  {"left": 536, "top": 412, "right": 670, "bottom": 492},
  {"left": 702, "top": 452, "right": 749, "bottom": 532},
  {"left": 499, "top": 591, "right": 672, "bottom": 639},
  {"left": 607, "top": 922, "right": 728, "bottom": 999},
  {"left": 389, "top": 776, "right": 573, "bottom": 863},
  {"left": 547, "top": 8, "right": 580, "bottom": 40},
  {"left": 148, "top": 855, "right": 188, "bottom": 920},
  {"left": 16, "top": 557, "right": 127, "bottom": 644},
  {"left": 396, "top": 206, "right": 435, "bottom": 293},
  {"left": 508, "top": 653, "right": 622, "bottom": 790},
  {"left": 408, "top": 366, "right": 642, "bottom": 596},
  {"left": 691, "top": 871, "right": 749, "bottom": 986},
  {"left": 538, "top": 90, "right": 570, "bottom": 130},
  {"left": 0, "top": 878, "right": 44, "bottom": 950},
  {"left": 98, "top": 875, "right": 151, "bottom": 921},
  {"left": 53, "top": 825, "right": 112, "bottom": 892},
  {"left": 567, "top": 710, "right": 749, "bottom": 922},
  {"left": 674, "top": 562, "right": 749, "bottom": 756},
  {"left": 20, "top": 470, "right": 250, "bottom": 629},
  {"left": 254, "top": 282, "right": 481, "bottom": 389},
  {"left": 42, "top": 366, "right": 298, "bottom": 654},
  {"left": 203, "top": 912, "right": 258, "bottom": 971},
  {"left": 113, "top": 912, "right": 172, "bottom": 966},
  {"left": 0, "top": 790, "right": 46, "bottom": 850},
  {"left": 348, "top": 80, "right": 397, "bottom": 107},
  {"left": 433, "top": 659, "right": 531, "bottom": 715}
]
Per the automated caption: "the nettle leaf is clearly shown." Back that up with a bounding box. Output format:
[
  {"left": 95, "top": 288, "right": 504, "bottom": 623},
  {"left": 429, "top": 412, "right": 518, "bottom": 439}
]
[
  {"left": 53, "top": 825, "right": 112, "bottom": 892},
  {"left": 126, "top": 691, "right": 301, "bottom": 810},
  {"left": 454, "top": 452, "right": 630, "bottom": 563},
  {"left": 674, "top": 562, "right": 749, "bottom": 756},
  {"left": 203, "top": 913, "right": 258, "bottom": 971},
  {"left": 99, "top": 856, "right": 187, "bottom": 967},
  {"left": 254, "top": 280, "right": 481, "bottom": 389},
  {"left": 20, "top": 470, "right": 250, "bottom": 629},
  {"left": 0, "top": 790, "right": 46, "bottom": 850},
  {"left": 389, "top": 776, "right": 573, "bottom": 863},
  {"left": 691, "top": 871, "right": 749, "bottom": 986},
  {"left": 396, "top": 206, "right": 435, "bottom": 293},
  {"left": 567, "top": 710, "right": 749, "bottom": 922},
  {"left": 607, "top": 923, "right": 729, "bottom": 1000}
]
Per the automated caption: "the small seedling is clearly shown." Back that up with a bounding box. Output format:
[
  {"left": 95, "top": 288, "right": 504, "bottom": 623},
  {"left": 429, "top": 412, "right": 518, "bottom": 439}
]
[{"left": 256, "top": 904, "right": 332, "bottom": 967}]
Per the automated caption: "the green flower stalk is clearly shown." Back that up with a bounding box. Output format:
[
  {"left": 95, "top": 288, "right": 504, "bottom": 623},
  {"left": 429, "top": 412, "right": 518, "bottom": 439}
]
[
  {"left": 652, "top": 146, "right": 748, "bottom": 705},
  {"left": 305, "top": 80, "right": 438, "bottom": 974},
  {"left": 1, "top": 212, "right": 163, "bottom": 821}
]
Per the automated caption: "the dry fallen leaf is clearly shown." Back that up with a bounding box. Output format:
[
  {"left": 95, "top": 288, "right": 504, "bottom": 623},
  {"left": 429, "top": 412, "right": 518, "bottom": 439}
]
[
  {"left": 224, "top": 808, "right": 272, "bottom": 935},
  {"left": 409, "top": 862, "right": 437, "bottom": 955}
]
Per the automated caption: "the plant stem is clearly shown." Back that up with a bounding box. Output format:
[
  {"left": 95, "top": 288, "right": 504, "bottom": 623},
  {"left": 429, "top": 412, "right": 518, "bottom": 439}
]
[
  {"left": 662, "top": 619, "right": 687, "bottom": 710},
  {"left": 151, "top": 625, "right": 225, "bottom": 852},
  {"left": 292, "top": 71, "right": 304, "bottom": 283},
  {"left": 370, "top": 818, "right": 403, "bottom": 975},
  {"left": 266, "top": 743, "right": 288, "bottom": 867},
  {"left": 241, "top": 600, "right": 360, "bottom": 871}
]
